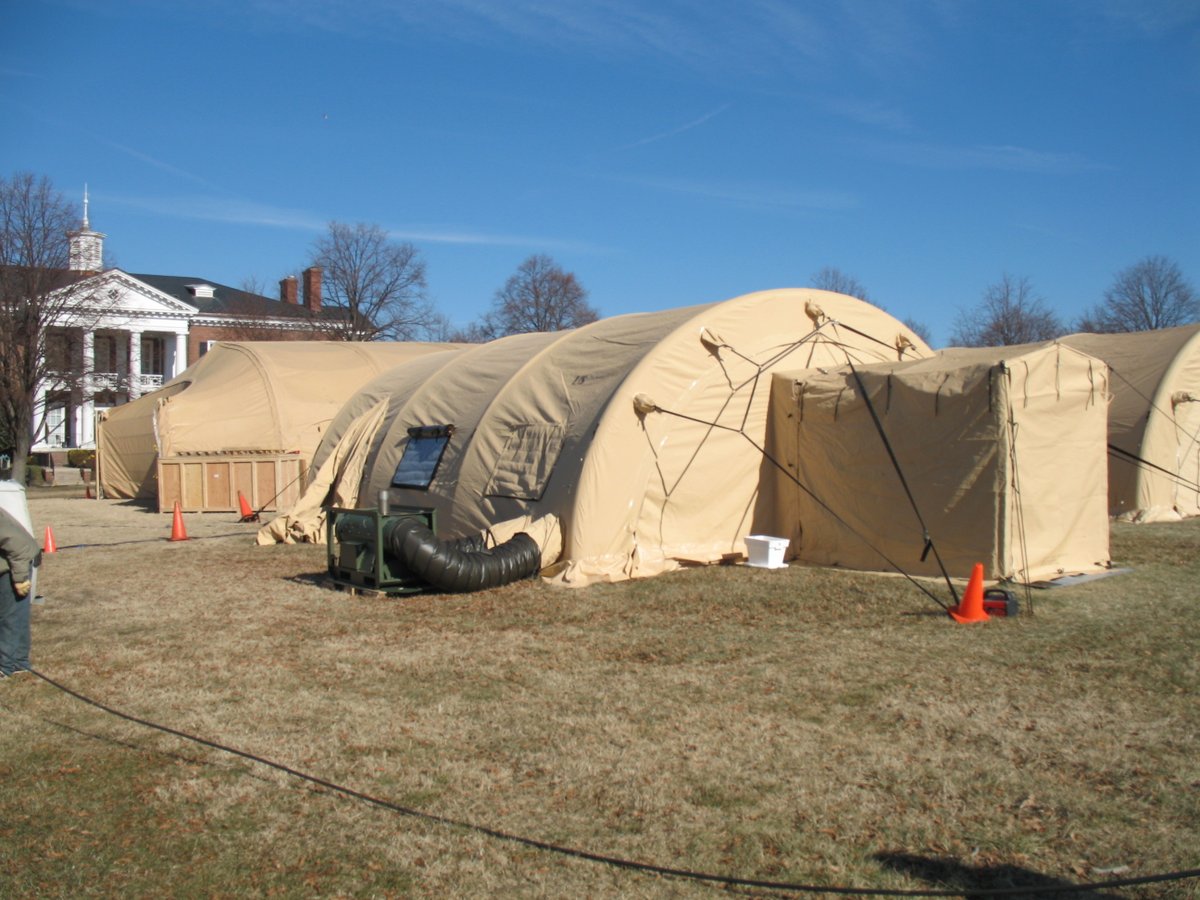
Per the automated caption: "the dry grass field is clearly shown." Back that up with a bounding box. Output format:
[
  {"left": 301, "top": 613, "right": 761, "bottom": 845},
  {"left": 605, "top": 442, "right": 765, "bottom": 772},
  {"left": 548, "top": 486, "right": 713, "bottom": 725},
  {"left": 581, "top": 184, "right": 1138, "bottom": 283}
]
[{"left": 1, "top": 488, "right": 1197, "bottom": 898}]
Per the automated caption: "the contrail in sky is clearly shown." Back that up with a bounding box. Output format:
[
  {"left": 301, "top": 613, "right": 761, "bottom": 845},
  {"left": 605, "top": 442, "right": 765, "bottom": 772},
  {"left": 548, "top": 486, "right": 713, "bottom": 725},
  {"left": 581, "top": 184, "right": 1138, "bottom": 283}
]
[{"left": 617, "top": 104, "right": 731, "bottom": 151}]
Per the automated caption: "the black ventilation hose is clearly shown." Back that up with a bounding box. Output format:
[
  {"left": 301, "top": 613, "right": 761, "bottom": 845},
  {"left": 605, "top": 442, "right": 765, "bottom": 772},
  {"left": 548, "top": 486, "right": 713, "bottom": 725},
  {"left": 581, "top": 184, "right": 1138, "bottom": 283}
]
[{"left": 383, "top": 518, "right": 542, "bottom": 593}]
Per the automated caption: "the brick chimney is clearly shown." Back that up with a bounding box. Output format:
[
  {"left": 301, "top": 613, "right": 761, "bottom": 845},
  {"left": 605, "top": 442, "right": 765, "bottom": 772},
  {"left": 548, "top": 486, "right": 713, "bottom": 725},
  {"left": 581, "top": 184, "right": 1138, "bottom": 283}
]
[
  {"left": 280, "top": 275, "right": 298, "bottom": 305},
  {"left": 303, "top": 266, "right": 322, "bottom": 313}
]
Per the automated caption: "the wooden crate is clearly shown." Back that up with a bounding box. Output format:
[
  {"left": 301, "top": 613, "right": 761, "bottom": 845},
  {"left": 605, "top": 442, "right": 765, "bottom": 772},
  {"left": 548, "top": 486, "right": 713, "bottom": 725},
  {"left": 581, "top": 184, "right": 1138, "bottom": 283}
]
[{"left": 157, "top": 455, "right": 305, "bottom": 513}]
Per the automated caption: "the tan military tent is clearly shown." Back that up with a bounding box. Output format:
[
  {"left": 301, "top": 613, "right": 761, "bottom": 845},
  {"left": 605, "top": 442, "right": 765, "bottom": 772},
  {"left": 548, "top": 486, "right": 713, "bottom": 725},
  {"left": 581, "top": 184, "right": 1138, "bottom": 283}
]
[
  {"left": 260, "top": 289, "right": 930, "bottom": 585},
  {"left": 760, "top": 342, "right": 1112, "bottom": 583},
  {"left": 1061, "top": 325, "right": 1200, "bottom": 522},
  {"left": 96, "top": 341, "right": 458, "bottom": 506}
]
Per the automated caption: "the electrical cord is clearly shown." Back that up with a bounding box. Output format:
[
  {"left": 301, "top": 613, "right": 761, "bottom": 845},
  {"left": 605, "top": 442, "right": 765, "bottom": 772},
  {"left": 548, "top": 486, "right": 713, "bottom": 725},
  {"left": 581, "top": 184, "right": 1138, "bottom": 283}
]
[
  {"left": 23, "top": 667, "right": 1199, "bottom": 896},
  {"left": 46, "top": 532, "right": 254, "bottom": 552}
]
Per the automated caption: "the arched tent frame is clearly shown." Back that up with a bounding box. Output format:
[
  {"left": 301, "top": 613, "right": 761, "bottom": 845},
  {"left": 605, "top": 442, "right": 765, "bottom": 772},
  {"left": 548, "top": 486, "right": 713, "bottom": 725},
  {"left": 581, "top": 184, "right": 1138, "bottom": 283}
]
[
  {"left": 267, "top": 289, "right": 929, "bottom": 586},
  {"left": 1063, "top": 325, "right": 1200, "bottom": 521},
  {"left": 96, "top": 340, "right": 460, "bottom": 505},
  {"left": 566, "top": 297, "right": 924, "bottom": 583}
]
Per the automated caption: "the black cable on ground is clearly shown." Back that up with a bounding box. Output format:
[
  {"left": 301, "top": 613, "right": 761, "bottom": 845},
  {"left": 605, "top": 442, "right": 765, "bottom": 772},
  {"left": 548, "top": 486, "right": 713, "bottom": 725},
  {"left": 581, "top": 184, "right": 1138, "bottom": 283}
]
[
  {"left": 26, "top": 667, "right": 1198, "bottom": 897},
  {"left": 51, "top": 532, "right": 255, "bottom": 552}
]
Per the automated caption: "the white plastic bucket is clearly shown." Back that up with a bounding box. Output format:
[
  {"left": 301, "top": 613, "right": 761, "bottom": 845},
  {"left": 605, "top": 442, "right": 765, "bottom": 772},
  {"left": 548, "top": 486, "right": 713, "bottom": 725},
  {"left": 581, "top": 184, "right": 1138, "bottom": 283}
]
[{"left": 745, "top": 535, "right": 789, "bottom": 569}]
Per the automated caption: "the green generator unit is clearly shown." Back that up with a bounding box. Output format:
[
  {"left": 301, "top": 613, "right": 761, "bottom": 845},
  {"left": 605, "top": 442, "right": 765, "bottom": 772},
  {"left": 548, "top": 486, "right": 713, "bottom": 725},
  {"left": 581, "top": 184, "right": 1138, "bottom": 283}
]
[{"left": 326, "top": 505, "right": 437, "bottom": 594}]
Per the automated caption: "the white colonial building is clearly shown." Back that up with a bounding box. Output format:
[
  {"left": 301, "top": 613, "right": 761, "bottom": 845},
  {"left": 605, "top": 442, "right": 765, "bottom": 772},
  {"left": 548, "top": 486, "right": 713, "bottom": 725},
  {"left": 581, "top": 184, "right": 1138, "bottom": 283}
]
[
  {"left": 33, "top": 197, "right": 336, "bottom": 453},
  {"left": 37, "top": 270, "right": 194, "bottom": 451}
]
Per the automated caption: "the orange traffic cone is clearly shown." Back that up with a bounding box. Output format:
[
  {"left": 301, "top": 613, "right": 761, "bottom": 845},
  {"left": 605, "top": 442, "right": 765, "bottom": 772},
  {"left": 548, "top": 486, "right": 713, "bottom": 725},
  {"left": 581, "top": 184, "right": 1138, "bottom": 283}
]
[
  {"left": 42, "top": 525, "right": 57, "bottom": 554},
  {"left": 237, "top": 491, "right": 259, "bottom": 523},
  {"left": 169, "top": 501, "right": 189, "bottom": 542},
  {"left": 949, "top": 563, "right": 989, "bottom": 623}
]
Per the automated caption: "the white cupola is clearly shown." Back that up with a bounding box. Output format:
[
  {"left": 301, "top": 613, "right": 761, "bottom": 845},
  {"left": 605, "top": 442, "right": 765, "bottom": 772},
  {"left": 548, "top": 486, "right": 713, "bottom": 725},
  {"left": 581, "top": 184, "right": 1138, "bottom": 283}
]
[{"left": 68, "top": 184, "right": 106, "bottom": 272}]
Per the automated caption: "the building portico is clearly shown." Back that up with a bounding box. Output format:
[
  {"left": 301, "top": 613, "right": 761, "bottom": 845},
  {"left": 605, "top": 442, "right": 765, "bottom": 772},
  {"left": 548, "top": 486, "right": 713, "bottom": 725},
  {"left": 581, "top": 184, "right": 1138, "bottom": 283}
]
[
  {"left": 35, "top": 272, "right": 194, "bottom": 451},
  {"left": 25, "top": 195, "right": 336, "bottom": 457}
]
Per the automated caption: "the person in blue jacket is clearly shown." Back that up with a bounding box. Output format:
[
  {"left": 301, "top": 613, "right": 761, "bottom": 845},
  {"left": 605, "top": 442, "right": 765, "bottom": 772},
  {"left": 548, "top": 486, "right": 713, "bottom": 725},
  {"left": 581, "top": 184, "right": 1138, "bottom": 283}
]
[{"left": 0, "top": 506, "right": 39, "bottom": 677}]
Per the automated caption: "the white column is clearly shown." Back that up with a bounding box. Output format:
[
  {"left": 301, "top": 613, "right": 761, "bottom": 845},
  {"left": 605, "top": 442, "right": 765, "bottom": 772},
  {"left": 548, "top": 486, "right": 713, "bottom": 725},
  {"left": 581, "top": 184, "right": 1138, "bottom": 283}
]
[
  {"left": 128, "top": 330, "right": 143, "bottom": 399},
  {"left": 82, "top": 330, "right": 95, "bottom": 384},
  {"left": 173, "top": 332, "right": 188, "bottom": 377},
  {"left": 79, "top": 330, "right": 95, "bottom": 447},
  {"left": 79, "top": 398, "right": 96, "bottom": 447}
]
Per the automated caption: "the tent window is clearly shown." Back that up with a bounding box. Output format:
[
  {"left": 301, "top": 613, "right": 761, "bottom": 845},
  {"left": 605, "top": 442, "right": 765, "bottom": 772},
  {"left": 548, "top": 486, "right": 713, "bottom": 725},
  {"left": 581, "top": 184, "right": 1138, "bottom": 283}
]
[
  {"left": 391, "top": 425, "right": 454, "bottom": 489},
  {"left": 485, "top": 423, "right": 565, "bottom": 501}
]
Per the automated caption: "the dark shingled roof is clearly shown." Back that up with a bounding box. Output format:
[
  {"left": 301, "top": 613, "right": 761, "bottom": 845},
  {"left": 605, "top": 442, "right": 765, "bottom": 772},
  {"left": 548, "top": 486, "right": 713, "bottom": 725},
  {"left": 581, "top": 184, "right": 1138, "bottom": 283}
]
[{"left": 131, "top": 273, "right": 342, "bottom": 321}]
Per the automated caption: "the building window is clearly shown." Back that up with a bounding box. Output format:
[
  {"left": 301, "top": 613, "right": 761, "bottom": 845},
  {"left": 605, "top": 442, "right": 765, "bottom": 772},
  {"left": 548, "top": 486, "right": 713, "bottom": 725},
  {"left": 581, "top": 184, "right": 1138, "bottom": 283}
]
[
  {"left": 141, "top": 336, "right": 165, "bottom": 375},
  {"left": 391, "top": 425, "right": 454, "bottom": 489},
  {"left": 93, "top": 390, "right": 119, "bottom": 411},
  {"left": 46, "top": 330, "right": 73, "bottom": 373},
  {"left": 45, "top": 395, "right": 70, "bottom": 448},
  {"left": 94, "top": 334, "right": 118, "bottom": 374}
]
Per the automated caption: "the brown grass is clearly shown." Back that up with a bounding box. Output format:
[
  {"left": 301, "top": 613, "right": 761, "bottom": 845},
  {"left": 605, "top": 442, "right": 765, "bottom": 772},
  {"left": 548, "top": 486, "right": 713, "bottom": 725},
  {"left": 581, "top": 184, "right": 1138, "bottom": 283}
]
[{"left": 0, "top": 490, "right": 1197, "bottom": 898}]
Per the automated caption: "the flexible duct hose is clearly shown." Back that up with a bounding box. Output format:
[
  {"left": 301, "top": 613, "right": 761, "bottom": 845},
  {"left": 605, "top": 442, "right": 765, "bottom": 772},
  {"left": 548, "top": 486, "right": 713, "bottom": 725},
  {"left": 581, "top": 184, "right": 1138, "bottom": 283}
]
[{"left": 383, "top": 517, "right": 542, "bottom": 593}]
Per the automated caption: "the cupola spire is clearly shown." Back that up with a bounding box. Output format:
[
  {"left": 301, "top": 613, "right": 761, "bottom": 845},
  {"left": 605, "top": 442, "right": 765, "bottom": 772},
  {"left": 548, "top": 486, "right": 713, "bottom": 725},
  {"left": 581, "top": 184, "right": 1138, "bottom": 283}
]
[{"left": 68, "top": 184, "right": 106, "bottom": 272}]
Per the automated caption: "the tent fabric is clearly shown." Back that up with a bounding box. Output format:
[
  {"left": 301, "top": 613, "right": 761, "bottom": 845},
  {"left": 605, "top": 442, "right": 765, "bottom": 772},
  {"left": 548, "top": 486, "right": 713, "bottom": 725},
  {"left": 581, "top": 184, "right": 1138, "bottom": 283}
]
[
  {"left": 261, "top": 289, "right": 930, "bottom": 586},
  {"left": 97, "top": 341, "right": 459, "bottom": 500},
  {"left": 761, "top": 342, "right": 1112, "bottom": 583},
  {"left": 1061, "top": 325, "right": 1200, "bottom": 522},
  {"left": 94, "top": 379, "right": 192, "bottom": 502},
  {"left": 255, "top": 398, "right": 392, "bottom": 545}
]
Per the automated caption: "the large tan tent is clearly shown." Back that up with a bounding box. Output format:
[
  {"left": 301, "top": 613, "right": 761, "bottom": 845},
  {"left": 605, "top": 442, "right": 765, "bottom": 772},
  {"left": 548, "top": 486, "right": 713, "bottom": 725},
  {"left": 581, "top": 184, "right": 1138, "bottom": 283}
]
[
  {"left": 1061, "top": 325, "right": 1200, "bottom": 522},
  {"left": 760, "top": 342, "right": 1112, "bottom": 583},
  {"left": 260, "top": 289, "right": 930, "bottom": 586},
  {"left": 96, "top": 341, "right": 458, "bottom": 510}
]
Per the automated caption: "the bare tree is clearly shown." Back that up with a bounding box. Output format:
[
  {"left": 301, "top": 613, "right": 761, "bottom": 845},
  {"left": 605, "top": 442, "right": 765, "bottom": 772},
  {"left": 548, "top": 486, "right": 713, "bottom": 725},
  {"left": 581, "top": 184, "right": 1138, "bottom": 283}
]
[
  {"left": 476, "top": 255, "right": 598, "bottom": 339},
  {"left": 216, "top": 277, "right": 332, "bottom": 342},
  {"left": 407, "top": 310, "right": 486, "bottom": 343},
  {"left": 810, "top": 266, "right": 871, "bottom": 303},
  {"left": 239, "top": 274, "right": 269, "bottom": 297},
  {"left": 1076, "top": 255, "right": 1198, "bottom": 333},
  {"left": 423, "top": 312, "right": 490, "bottom": 344},
  {"left": 310, "top": 221, "right": 434, "bottom": 341},
  {"left": 902, "top": 317, "right": 933, "bottom": 347},
  {"left": 0, "top": 172, "right": 108, "bottom": 483},
  {"left": 949, "top": 274, "right": 1064, "bottom": 347}
]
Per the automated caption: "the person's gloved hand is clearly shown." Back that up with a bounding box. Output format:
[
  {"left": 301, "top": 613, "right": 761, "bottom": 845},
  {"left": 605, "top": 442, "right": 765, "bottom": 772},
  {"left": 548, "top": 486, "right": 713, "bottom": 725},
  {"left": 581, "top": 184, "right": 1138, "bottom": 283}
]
[{"left": 13, "top": 581, "right": 31, "bottom": 598}]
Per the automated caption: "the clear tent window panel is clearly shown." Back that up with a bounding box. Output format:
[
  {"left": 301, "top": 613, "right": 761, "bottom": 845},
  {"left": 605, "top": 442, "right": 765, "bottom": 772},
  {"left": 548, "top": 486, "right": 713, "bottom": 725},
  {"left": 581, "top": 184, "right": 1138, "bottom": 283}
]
[{"left": 391, "top": 425, "right": 454, "bottom": 489}]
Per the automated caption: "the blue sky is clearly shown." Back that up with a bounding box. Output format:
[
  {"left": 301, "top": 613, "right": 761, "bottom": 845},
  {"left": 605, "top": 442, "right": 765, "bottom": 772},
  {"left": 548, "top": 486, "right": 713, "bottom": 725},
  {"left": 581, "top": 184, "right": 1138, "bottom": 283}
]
[{"left": 3, "top": 0, "right": 1197, "bottom": 345}]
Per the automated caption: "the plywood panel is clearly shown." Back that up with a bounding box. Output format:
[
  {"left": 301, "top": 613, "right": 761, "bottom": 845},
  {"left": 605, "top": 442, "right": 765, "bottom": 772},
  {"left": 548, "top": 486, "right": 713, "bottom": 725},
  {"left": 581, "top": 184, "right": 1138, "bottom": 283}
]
[
  {"left": 206, "top": 462, "right": 231, "bottom": 510},
  {"left": 233, "top": 461, "right": 255, "bottom": 509},
  {"left": 183, "top": 463, "right": 205, "bottom": 511},
  {"left": 255, "top": 461, "right": 278, "bottom": 510},
  {"left": 157, "top": 455, "right": 307, "bottom": 513},
  {"left": 159, "top": 463, "right": 182, "bottom": 513},
  {"left": 281, "top": 458, "right": 305, "bottom": 510}
]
